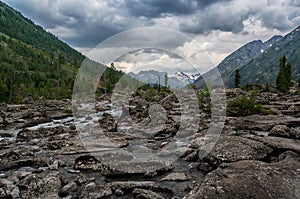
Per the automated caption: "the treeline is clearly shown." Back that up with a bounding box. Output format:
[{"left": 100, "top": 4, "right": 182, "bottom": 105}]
[
  {"left": 0, "top": 33, "right": 126, "bottom": 103},
  {"left": 234, "top": 55, "right": 293, "bottom": 93},
  {"left": 0, "top": 34, "right": 78, "bottom": 102},
  {"left": 0, "top": 2, "right": 126, "bottom": 103}
]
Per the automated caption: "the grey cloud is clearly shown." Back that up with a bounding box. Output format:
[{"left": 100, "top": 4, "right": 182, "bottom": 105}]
[
  {"left": 287, "top": 0, "right": 300, "bottom": 7},
  {"left": 124, "top": 0, "right": 199, "bottom": 18},
  {"left": 124, "top": 0, "right": 232, "bottom": 18},
  {"left": 179, "top": 1, "right": 300, "bottom": 35},
  {"left": 256, "top": 2, "right": 300, "bottom": 32},
  {"left": 179, "top": 5, "right": 249, "bottom": 34},
  {"left": 2, "top": 0, "right": 299, "bottom": 49}
]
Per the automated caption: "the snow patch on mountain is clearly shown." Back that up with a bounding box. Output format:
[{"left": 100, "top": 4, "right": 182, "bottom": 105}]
[{"left": 128, "top": 70, "right": 201, "bottom": 89}]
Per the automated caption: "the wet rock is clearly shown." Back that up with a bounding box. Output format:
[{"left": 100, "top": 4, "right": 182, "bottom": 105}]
[
  {"left": 0, "top": 132, "right": 14, "bottom": 138},
  {"left": 0, "top": 139, "right": 12, "bottom": 147},
  {"left": 114, "top": 188, "right": 124, "bottom": 196},
  {"left": 161, "top": 173, "right": 189, "bottom": 182},
  {"left": 133, "top": 188, "right": 166, "bottom": 199},
  {"left": 74, "top": 155, "right": 111, "bottom": 174},
  {"left": 17, "top": 126, "right": 70, "bottom": 142},
  {"left": 46, "top": 110, "right": 72, "bottom": 120},
  {"left": 185, "top": 151, "right": 300, "bottom": 199},
  {"left": 69, "top": 123, "right": 76, "bottom": 130},
  {"left": 98, "top": 113, "right": 118, "bottom": 132},
  {"left": 22, "top": 117, "right": 52, "bottom": 128}
]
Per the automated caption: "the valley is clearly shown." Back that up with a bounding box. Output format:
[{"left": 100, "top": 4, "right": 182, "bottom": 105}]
[{"left": 0, "top": 1, "right": 300, "bottom": 199}]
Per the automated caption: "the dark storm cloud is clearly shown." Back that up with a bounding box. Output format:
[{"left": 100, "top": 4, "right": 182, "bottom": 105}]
[
  {"left": 179, "top": 0, "right": 300, "bottom": 34},
  {"left": 2, "top": 0, "right": 130, "bottom": 47},
  {"left": 124, "top": 0, "right": 232, "bottom": 18},
  {"left": 2, "top": 0, "right": 300, "bottom": 48},
  {"left": 179, "top": 5, "right": 250, "bottom": 34}
]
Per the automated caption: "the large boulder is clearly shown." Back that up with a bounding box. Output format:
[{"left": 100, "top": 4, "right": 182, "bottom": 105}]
[
  {"left": 269, "top": 125, "right": 291, "bottom": 138},
  {"left": 269, "top": 125, "right": 300, "bottom": 139},
  {"left": 199, "top": 136, "right": 273, "bottom": 171},
  {"left": 186, "top": 151, "right": 300, "bottom": 199}
]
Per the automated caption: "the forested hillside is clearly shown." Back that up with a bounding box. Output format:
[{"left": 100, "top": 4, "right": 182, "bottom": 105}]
[
  {"left": 0, "top": 1, "right": 83, "bottom": 64},
  {"left": 0, "top": 1, "right": 123, "bottom": 103}
]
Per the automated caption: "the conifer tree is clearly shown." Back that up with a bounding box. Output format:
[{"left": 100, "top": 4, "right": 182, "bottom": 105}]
[
  {"left": 164, "top": 73, "right": 168, "bottom": 88},
  {"left": 234, "top": 69, "right": 241, "bottom": 88},
  {"left": 276, "top": 56, "right": 292, "bottom": 93}
]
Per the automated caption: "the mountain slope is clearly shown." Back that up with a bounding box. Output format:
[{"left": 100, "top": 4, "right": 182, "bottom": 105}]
[
  {"left": 0, "top": 1, "right": 87, "bottom": 102},
  {"left": 0, "top": 1, "right": 83, "bottom": 64},
  {"left": 0, "top": 1, "right": 124, "bottom": 103},
  {"left": 238, "top": 26, "right": 300, "bottom": 86},
  {"left": 194, "top": 35, "right": 283, "bottom": 88}
]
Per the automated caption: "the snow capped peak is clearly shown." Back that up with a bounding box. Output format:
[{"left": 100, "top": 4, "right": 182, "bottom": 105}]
[
  {"left": 175, "top": 71, "right": 201, "bottom": 81},
  {"left": 128, "top": 70, "right": 200, "bottom": 89}
]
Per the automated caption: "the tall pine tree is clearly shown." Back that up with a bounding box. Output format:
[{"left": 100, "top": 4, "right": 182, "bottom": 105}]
[
  {"left": 234, "top": 69, "right": 241, "bottom": 88},
  {"left": 276, "top": 56, "right": 292, "bottom": 93}
]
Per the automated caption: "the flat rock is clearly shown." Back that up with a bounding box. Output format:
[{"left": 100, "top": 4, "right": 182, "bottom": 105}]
[
  {"left": 161, "top": 172, "right": 189, "bottom": 182},
  {"left": 108, "top": 181, "right": 156, "bottom": 190},
  {"left": 185, "top": 151, "right": 300, "bottom": 199},
  {"left": 202, "top": 136, "right": 273, "bottom": 168},
  {"left": 246, "top": 135, "right": 300, "bottom": 154},
  {"left": 229, "top": 115, "right": 300, "bottom": 131},
  {"left": 133, "top": 188, "right": 166, "bottom": 199},
  {"left": 17, "top": 126, "right": 70, "bottom": 142},
  {"left": 74, "top": 155, "right": 174, "bottom": 176},
  {"left": 110, "top": 161, "right": 174, "bottom": 176}
]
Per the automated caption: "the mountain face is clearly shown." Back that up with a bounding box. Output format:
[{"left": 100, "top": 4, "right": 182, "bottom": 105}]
[
  {"left": 0, "top": 1, "right": 126, "bottom": 103},
  {"left": 238, "top": 27, "right": 300, "bottom": 86},
  {"left": 194, "top": 34, "right": 283, "bottom": 88},
  {"left": 0, "top": 1, "right": 86, "bottom": 102},
  {"left": 128, "top": 70, "right": 200, "bottom": 89},
  {"left": 0, "top": 1, "right": 84, "bottom": 63}
]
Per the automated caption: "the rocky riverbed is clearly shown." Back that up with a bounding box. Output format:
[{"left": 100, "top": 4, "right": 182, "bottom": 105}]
[{"left": 0, "top": 87, "right": 300, "bottom": 199}]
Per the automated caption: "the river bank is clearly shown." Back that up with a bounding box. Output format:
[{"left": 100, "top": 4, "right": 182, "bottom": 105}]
[{"left": 0, "top": 87, "right": 300, "bottom": 198}]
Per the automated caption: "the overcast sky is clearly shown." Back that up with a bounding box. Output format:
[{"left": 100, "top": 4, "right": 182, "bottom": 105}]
[{"left": 3, "top": 0, "right": 300, "bottom": 74}]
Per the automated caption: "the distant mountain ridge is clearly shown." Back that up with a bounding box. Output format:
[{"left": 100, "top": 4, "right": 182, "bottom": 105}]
[
  {"left": 237, "top": 26, "right": 300, "bottom": 86},
  {"left": 128, "top": 70, "right": 200, "bottom": 89},
  {"left": 194, "top": 34, "right": 284, "bottom": 88}
]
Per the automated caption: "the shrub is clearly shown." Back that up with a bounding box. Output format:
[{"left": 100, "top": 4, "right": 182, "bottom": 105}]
[{"left": 228, "top": 90, "right": 263, "bottom": 116}]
